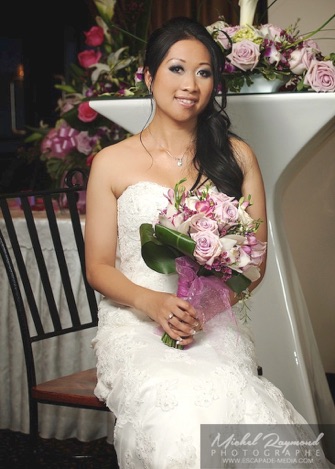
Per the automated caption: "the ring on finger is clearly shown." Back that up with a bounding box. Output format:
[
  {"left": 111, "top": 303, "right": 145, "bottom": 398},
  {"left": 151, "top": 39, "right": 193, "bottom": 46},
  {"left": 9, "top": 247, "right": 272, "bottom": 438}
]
[{"left": 168, "top": 313, "right": 174, "bottom": 320}]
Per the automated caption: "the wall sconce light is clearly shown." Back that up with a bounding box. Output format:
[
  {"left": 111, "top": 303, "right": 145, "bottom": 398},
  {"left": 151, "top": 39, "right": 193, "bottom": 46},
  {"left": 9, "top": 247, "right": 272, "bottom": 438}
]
[{"left": 10, "top": 63, "right": 26, "bottom": 136}]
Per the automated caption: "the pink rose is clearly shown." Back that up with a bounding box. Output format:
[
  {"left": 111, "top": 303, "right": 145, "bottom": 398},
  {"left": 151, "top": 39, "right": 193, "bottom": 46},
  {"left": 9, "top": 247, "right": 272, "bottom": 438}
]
[
  {"left": 289, "top": 47, "right": 315, "bottom": 75},
  {"left": 75, "top": 131, "right": 97, "bottom": 155},
  {"left": 78, "top": 102, "right": 98, "bottom": 122},
  {"left": 258, "top": 24, "right": 284, "bottom": 42},
  {"left": 191, "top": 231, "right": 222, "bottom": 267},
  {"left": 304, "top": 59, "right": 335, "bottom": 92},
  {"left": 84, "top": 26, "right": 104, "bottom": 47},
  {"left": 226, "top": 40, "right": 260, "bottom": 71},
  {"left": 211, "top": 193, "right": 238, "bottom": 228},
  {"left": 217, "top": 26, "right": 240, "bottom": 50},
  {"left": 302, "top": 39, "right": 321, "bottom": 52},
  {"left": 78, "top": 49, "right": 102, "bottom": 69},
  {"left": 189, "top": 214, "right": 219, "bottom": 235}
]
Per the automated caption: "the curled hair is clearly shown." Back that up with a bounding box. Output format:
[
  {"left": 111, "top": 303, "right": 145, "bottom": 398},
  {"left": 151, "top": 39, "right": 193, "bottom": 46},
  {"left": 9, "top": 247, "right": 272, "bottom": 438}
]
[{"left": 144, "top": 17, "right": 244, "bottom": 199}]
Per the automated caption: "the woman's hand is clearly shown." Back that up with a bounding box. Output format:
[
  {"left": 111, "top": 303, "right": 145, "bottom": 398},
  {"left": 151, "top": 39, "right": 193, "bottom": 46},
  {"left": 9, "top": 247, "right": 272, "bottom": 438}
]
[{"left": 137, "top": 291, "right": 202, "bottom": 346}]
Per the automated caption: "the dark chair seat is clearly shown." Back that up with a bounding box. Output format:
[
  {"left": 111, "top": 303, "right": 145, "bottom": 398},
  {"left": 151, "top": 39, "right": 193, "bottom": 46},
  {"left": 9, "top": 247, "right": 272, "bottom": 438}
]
[{"left": 32, "top": 367, "right": 107, "bottom": 409}]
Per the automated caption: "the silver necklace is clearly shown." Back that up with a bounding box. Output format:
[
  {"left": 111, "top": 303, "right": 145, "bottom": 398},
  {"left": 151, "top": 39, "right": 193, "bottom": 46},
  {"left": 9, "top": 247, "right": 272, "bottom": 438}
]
[{"left": 147, "top": 126, "right": 193, "bottom": 167}]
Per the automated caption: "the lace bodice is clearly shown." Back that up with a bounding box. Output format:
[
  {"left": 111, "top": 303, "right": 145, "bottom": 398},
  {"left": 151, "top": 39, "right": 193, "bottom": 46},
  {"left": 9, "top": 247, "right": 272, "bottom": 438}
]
[{"left": 117, "top": 181, "right": 177, "bottom": 294}]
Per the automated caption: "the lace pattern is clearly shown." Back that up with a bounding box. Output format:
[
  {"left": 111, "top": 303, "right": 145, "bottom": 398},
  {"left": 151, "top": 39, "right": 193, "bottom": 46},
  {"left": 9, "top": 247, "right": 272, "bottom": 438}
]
[{"left": 92, "top": 182, "right": 332, "bottom": 469}]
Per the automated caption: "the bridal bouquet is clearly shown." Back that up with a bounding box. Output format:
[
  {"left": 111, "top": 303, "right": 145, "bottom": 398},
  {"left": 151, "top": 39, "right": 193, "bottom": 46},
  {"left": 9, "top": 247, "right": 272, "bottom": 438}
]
[{"left": 140, "top": 179, "right": 267, "bottom": 348}]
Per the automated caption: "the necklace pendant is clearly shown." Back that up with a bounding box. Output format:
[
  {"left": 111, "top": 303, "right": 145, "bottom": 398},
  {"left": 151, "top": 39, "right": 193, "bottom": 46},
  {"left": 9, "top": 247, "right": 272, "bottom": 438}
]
[{"left": 177, "top": 158, "right": 183, "bottom": 167}]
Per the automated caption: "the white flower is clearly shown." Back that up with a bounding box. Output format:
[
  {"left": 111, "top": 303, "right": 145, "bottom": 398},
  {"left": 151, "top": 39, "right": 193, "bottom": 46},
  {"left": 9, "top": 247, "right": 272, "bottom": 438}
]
[
  {"left": 238, "top": 0, "right": 259, "bottom": 26},
  {"left": 93, "top": 0, "right": 116, "bottom": 22}
]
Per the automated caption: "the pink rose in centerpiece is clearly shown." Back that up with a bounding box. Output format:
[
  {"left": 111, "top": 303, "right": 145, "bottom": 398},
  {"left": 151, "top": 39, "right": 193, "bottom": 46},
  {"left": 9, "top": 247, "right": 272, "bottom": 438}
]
[
  {"left": 78, "top": 49, "right": 102, "bottom": 69},
  {"left": 303, "top": 39, "right": 321, "bottom": 52},
  {"left": 76, "top": 131, "right": 98, "bottom": 155},
  {"left": 226, "top": 40, "right": 260, "bottom": 71},
  {"left": 217, "top": 26, "right": 241, "bottom": 50},
  {"left": 84, "top": 26, "right": 104, "bottom": 47},
  {"left": 289, "top": 47, "right": 316, "bottom": 75},
  {"left": 78, "top": 101, "right": 98, "bottom": 122},
  {"left": 304, "top": 59, "right": 335, "bottom": 92},
  {"left": 258, "top": 24, "right": 284, "bottom": 42}
]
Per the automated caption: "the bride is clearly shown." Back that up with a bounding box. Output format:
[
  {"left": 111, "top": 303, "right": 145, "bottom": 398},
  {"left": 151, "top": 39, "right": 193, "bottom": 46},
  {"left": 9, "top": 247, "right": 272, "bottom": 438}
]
[{"left": 85, "top": 16, "right": 333, "bottom": 469}]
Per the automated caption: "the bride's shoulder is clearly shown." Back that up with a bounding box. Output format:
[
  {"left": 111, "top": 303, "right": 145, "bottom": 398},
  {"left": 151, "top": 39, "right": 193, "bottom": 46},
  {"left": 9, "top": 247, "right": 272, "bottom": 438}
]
[
  {"left": 93, "top": 134, "right": 139, "bottom": 163},
  {"left": 229, "top": 135, "right": 258, "bottom": 171},
  {"left": 90, "top": 135, "right": 147, "bottom": 178},
  {"left": 89, "top": 134, "right": 149, "bottom": 198}
]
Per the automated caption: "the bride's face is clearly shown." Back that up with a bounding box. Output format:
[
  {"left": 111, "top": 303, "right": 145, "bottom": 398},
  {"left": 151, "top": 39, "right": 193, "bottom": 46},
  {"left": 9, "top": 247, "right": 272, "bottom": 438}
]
[{"left": 151, "top": 38, "right": 214, "bottom": 122}]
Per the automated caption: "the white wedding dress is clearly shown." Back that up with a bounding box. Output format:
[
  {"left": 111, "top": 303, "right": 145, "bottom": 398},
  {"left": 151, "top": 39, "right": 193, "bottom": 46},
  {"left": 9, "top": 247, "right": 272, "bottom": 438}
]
[{"left": 92, "top": 181, "right": 332, "bottom": 469}]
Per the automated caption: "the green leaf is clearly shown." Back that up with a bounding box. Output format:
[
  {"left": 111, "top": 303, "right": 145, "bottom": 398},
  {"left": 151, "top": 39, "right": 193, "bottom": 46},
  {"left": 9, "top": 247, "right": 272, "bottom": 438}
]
[
  {"left": 154, "top": 224, "right": 196, "bottom": 257},
  {"left": 140, "top": 224, "right": 180, "bottom": 274},
  {"left": 24, "top": 131, "right": 45, "bottom": 143},
  {"left": 54, "top": 84, "right": 77, "bottom": 93},
  {"left": 226, "top": 272, "right": 251, "bottom": 295}
]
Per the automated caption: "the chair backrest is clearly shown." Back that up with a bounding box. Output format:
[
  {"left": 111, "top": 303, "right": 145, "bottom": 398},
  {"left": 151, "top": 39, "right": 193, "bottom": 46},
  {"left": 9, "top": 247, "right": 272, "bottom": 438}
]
[{"left": 0, "top": 169, "right": 98, "bottom": 392}]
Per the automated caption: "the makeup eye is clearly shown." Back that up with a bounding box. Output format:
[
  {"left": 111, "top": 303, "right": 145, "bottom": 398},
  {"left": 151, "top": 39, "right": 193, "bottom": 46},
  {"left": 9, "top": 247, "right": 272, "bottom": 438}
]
[
  {"left": 169, "top": 65, "right": 184, "bottom": 73},
  {"left": 198, "top": 69, "right": 212, "bottom": 78}
]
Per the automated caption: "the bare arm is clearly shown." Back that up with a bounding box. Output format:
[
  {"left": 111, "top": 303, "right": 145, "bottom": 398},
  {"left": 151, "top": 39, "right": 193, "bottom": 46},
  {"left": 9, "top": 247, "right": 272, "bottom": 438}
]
[
  {"left": 84, "top": 145, "right": 199, "bottom": 345},
  {"left": 233, "top": 137, "right": 268, "bottom": 295}
]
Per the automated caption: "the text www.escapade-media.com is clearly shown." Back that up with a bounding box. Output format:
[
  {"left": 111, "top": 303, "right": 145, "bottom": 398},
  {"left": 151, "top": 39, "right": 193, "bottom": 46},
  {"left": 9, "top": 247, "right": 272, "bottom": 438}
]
[{"left": 200, "top": 424, "right": 331, "bottom": 468}]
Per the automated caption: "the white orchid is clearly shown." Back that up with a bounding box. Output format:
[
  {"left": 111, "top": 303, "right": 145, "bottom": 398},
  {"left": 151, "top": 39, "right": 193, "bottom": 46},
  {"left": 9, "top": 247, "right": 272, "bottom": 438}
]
[
  {"left": 238, "top": 0, "right": 259, "bottom": 26},
  {"left": 93, "top": 0, "right": 116, "bottom": 22},
  {"left": 96, "top": 16, "right": 112, "bottom": 44},
  {"left": 90, "top": 47, "right": 136, "bottom": 84}
]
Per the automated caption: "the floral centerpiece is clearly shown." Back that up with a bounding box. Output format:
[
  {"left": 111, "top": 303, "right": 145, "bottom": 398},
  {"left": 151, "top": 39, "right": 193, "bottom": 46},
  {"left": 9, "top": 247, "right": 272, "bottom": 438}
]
[
  {"left": 140, "top": 179, "right": 267, "bottom": 348},
  {"left": 23, "top": 0, "right": 150, "bottom": 188},
  {"left": 21, "top": 0, "right": 335, "bottom": 188},
  {"left": 207, "top": 0, "right": 335, "bottom": 93}
]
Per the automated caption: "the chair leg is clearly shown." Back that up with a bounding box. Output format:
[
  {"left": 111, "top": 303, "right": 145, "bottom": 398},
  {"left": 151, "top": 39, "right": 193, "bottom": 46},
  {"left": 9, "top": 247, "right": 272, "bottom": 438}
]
[{"left": 29, "top": 399, "right": 40, "bottom": 462}]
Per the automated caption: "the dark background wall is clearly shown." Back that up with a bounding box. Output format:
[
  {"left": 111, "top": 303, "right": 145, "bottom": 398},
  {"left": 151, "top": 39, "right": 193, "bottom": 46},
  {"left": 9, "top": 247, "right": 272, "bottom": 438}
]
[{"left": 0, "top": 0, "right": 267, "bottom": 191}]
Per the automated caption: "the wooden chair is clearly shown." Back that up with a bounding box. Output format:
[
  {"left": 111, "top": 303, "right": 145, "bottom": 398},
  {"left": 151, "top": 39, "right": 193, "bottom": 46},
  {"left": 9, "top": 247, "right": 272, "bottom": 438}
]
[{"left": 0, "top": 170, "right": 112, "bottom": 464}]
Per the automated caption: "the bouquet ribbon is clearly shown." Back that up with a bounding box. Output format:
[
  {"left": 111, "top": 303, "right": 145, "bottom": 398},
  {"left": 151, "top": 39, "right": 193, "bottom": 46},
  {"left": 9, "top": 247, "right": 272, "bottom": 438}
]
[
  {"left": 161, "top": 256, "right": 234, "bottom": 349},
  {"left": 175, "top": 256, "right": 233, "bottom": 328}
]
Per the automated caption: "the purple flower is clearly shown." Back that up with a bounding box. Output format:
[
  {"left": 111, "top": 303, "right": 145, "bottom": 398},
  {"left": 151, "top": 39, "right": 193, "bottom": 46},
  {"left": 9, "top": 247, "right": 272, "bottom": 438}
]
[
  {"left": 226, "top": 40, "right": 260, "bottom": 71},
  {"left": 191, "top": 230, "right": 222, "bottom": 267},
  {"left": 304, "top": 59, "right": 335, "bottom": 92}
]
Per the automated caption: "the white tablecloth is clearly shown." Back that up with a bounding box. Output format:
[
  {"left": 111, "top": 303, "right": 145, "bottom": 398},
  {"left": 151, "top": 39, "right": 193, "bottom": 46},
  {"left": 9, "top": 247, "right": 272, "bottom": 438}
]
[{"left": 0, "top": 210, "right": 114, "bottom": 442}]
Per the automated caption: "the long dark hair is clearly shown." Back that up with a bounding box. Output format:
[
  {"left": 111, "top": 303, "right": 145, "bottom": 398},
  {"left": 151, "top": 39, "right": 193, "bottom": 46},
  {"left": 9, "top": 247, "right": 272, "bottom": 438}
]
[{"left": 143, "top": 16, "right": 244, "bottom": 199}]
